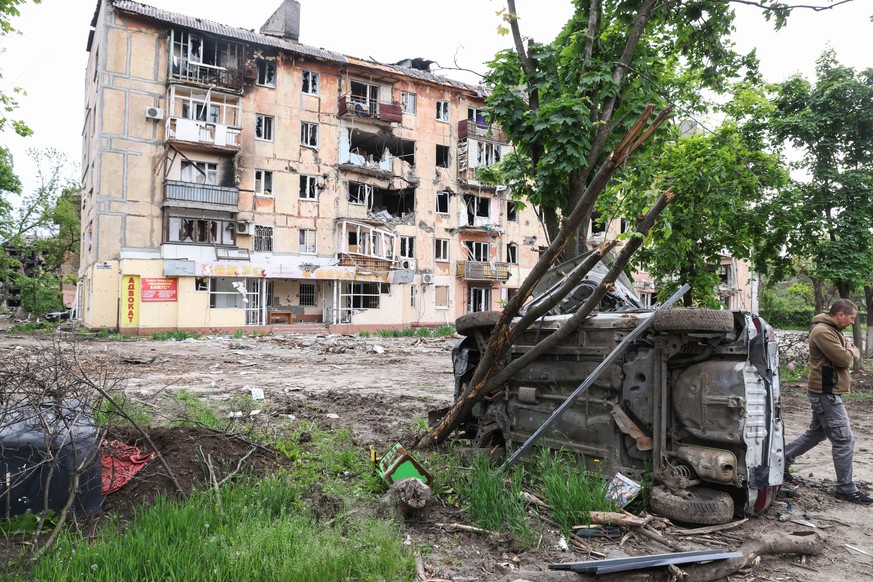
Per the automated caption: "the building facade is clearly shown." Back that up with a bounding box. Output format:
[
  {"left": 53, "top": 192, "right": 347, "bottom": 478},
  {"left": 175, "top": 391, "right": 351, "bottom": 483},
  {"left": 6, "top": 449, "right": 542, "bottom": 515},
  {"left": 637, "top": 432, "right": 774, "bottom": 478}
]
[{"left": 80, "top": 0, "right": 545, "bottom": 332}]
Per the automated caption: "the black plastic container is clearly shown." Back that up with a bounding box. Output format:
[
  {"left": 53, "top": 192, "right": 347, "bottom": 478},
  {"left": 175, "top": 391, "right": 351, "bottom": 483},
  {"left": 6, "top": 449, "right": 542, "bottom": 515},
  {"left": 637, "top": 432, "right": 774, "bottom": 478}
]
[{"left": 0, "top": 399, "right": 102, "bottom": 518}]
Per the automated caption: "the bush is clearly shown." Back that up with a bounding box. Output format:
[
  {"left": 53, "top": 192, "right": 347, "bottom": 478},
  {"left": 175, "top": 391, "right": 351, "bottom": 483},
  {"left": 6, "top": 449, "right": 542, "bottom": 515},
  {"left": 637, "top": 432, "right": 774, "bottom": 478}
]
[{"left": 760, "top": 305, "right": 815, "bottom": 329}]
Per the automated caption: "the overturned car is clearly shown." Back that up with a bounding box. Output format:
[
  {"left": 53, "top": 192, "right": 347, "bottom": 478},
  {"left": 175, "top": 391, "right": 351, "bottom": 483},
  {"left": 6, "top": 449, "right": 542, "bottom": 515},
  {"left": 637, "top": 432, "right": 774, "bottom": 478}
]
[{"left": 451, "top": 258, "right": 784, "bottom": 525}]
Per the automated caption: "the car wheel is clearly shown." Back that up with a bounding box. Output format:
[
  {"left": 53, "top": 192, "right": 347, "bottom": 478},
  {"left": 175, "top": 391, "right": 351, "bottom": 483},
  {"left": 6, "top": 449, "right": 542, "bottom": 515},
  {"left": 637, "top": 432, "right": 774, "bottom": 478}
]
[
  {"left": 650, "top": 485, "right": 734, "bottom": 525},
  {"left": 651, "top": 309, "right": 734, "bottom": 333},
  {"left": 455, "top": 311, "right": 502, "bottom": 337}
]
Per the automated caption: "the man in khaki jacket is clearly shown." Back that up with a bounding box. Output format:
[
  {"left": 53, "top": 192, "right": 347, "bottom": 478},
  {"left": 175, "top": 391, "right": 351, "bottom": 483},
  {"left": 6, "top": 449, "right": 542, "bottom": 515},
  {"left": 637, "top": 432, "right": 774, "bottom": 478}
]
[{"left": 784, "top": 299, "right": 871, "bottom": 504}]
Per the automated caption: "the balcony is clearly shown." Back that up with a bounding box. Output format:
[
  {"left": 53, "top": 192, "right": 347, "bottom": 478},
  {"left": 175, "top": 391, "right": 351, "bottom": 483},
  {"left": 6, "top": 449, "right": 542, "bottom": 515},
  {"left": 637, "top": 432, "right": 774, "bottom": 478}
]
[
  {"left": 338, "top": 95, "right": 403, "bottom": 123},
  {"left": 458, "top": 119, "right": 506, "bottom": 143},
  {"left": 166, "top": 117, "right": 241, "bottom": 150},
  {"left": 165, "top": 180, "right": 239, "bottom": 209},
  {"left": 456, "top": 260, "right": 510, "bottom": 281}
]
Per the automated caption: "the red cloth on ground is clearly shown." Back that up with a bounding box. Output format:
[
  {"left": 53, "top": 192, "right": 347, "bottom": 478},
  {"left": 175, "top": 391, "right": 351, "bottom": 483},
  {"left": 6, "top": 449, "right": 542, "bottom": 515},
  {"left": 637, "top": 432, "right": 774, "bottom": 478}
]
[{"left": 101, "top": 440, "right": 156, "bottom": 495}]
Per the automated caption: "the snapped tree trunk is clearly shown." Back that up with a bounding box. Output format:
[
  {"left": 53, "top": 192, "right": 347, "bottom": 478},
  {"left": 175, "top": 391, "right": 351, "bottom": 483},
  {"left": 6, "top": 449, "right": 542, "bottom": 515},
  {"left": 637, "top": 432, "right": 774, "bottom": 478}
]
[{"left": 416, "top": 106, "right": 672, "bottom": 450}]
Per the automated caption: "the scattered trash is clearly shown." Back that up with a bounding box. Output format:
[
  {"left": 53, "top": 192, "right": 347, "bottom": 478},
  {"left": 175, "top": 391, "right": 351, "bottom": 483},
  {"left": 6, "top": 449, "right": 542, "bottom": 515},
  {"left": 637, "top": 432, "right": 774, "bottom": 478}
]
[
  {"left": 845, "top": 544, "right": 873, "bottom": 558},
  {"left": 556, "top": 535, "right": 569, "bottom": 551},
  {"left": 551, "top": 550, "right": 744, "bottom": 575},
  {"left": 249, "top": 409, "right": 261, "bottom": 417},
  {"left": 378, "top": 443, "right": 433, "bottom": 486},
  {"left": 404, "top": 534, "right": 413, "bottom": 546},
  {"left": 325, "top": 413, "right": 340, "bottom": 419},
  {"left": 227, "top": 411, "right": 243, "bottom": 418},
  {"left": 373, "top": 345, "right": 385, "bottom": 354},
  {"left": 573, "top": 525, "right": 622, "bottom": 540},
  {"left": 778, "top": 500, "right": 793, "bottom": 522},
  {"left": 605, "top": 472, "right": 642, "bottom": 507},
  {"left": 250, "top": 387, "right": 264, "bottom": 400},
  {"left": 790, "top": 518, "right": 817, "bottom": 529},
  {"left": 102, "top": 440, "right": 156, "bottom": 495}
]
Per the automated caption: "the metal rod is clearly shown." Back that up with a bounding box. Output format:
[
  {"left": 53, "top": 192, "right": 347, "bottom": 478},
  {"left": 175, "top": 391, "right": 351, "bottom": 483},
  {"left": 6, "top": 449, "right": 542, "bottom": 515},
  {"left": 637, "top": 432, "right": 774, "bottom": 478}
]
[{"left": 498, "top": 283, "right": 691, "bottom": 472}]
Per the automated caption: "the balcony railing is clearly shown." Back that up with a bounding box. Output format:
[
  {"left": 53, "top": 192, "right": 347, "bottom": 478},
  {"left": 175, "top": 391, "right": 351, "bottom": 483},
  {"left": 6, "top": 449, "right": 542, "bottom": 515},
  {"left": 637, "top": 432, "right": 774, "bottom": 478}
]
[
  {"left": 171, "top": 59, "right": 244, "bottom": 91},
  {"left": 166, "top": 118, "right": 241, "bottom": 149},
  {"left": 338, "top": 95, "right": 403, "bottom": 123},
  {"left": 165, "top": 180, "right": 239, "bottom": 208},
  {"left": 456, "top": 260, "right": 510, "bottom": 281},
  {"left": 458, "top": 119, "right": 506, "bottom": 143}
]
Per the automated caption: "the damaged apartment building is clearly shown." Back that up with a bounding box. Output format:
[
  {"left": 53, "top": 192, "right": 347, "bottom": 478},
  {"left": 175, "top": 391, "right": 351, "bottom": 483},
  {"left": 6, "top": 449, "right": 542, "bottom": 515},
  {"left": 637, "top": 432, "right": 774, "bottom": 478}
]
[{"left": 79, "top": 0, "right": 544, "bottom": 332}]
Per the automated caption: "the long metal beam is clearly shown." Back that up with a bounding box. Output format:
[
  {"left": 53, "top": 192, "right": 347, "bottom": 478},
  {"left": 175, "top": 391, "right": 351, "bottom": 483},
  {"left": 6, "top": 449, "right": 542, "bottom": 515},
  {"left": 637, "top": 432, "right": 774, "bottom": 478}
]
[{"left": 498, "top": 283, "right": 691, "bottom": 472}]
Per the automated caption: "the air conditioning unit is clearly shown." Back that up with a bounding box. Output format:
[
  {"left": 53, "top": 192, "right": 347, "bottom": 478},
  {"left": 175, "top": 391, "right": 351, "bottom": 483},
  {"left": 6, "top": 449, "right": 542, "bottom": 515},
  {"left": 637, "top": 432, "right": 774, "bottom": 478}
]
[
  {"left": 399, "top": 258, "right": 416, "bottom": 271},
  {"left": 236, "top": 221, "right": 252, "bottom": 235},
  {"left": 145, "top": 106, "right": 164, "bottom": 120},
  {"left": 421, "top": 273, "right": 434, "bottom": 285}
]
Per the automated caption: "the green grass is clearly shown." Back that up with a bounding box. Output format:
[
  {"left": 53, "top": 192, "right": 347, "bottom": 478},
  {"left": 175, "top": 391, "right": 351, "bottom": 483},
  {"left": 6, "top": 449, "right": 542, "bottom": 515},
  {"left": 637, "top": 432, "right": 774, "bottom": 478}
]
[
  {"left": 433, "top": 324, "right": 456, "bottom": 337},
  {"left": 358, "top": 331, "right": 371, "bottom": 338},
  {"left": 9, "top": 321, "right": 53, "bottom": 334},
  {"left": 369, "top": 326, "right": 456, "bottom": 338},
  {"left": 454, "top": 454, "right": 536, "bottom": 546},
  {"left": 95, "top": 393, "right": 152, "bottom": 428},
  {"left": 779, "top": 361, "right": 809, "bottom": 383},
  {"left": 151, "top": 330, "right": 201, "bottom": 341},
  {"left": 26, "top": 474, "right": 415, "bottom": 582},
  {"left": 532, "top": 448, "right": 616, "bottom": 534},
  {"left": 231, "top": 329, "right": 245, "bottom": 339},
  {"left": 172, "top": 390, "right": 224, "bottom": 429}
]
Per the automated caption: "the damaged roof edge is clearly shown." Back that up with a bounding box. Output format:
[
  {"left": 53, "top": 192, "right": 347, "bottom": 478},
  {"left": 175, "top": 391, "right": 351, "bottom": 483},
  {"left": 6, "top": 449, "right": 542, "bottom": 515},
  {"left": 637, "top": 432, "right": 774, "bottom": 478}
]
[{"left": 108, "top": 0, "right": 483, "bottom": 94}]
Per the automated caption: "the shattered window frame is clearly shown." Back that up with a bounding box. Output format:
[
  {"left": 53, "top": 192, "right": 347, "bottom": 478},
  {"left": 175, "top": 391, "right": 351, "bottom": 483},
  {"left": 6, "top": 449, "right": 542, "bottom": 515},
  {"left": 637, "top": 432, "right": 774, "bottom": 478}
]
[
  {"left": 302, "top": 70, "right": 320, "bottom": 95},
  {"left": 299, "top": 228, "right": 317, "bottom": 254},
  {"left": 399, "top": 236, "right": 415, "bottom": 259},
  {"left": 464, "top": 241, "right": 490, "bottom": 262},
  {"left": 435, "top": 238, "right": 449, "bottom": 262},
  {"left": 436, "top": 145, "right": 450, "bottom": 168},
  {"left": 507, "top": 200, "right": 519, "bottom": 222},
  {"left": 255, "top": 114, "right": 274, "bottom": 141},
  {"left": 254, "top": 169, "right": 273, "bottom": 197},
  {"left": 410, "top": 285, "right": 417, "bottom": 308},
  {"left": 300, "top": 121, "right": 319, "bottom": 149},
  {"left": 209, "top": 277, "right": 246, "bottom": 309},
  {"left": 299, "top": 282, "right": 317, "bottom": 307},
  {"left": 181, "top": 160, "right": 218, "bottom": 185},
  {"left": 347, "top": 282, "right": 381, "bottom": 309},
  {"left": 436, "top": 191, "right": 450, "bottom": 215},
  {"left": 254, "top": 225, "right": 273, "bottom": 252},
  {"left": 401, "top": 92, "right": 416, "bottom": 115},
  {"left": 299, "top": 175, "right": 318, "bottom": 201},
  {"left": 507, "top": 242, "right": 518, "bottom": 264},
  {"left": 256, "top": 60, "right": 276, "bottom": 87},
  {"left": 436, "top": 100, "right": 449, "bottom": 122},
  {"left": 349, "top": 182, "right": 372, "bottom": 206}
]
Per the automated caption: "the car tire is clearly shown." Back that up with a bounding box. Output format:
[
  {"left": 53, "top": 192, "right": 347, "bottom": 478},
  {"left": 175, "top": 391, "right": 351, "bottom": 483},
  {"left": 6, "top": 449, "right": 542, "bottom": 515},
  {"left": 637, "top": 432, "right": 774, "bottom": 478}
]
[
  {"left": 650, "top": 485, "right": 734, "bottom": 525},
  {"left": 652, "top": 309, "right": 734, "bottom": 333},
  {"left": 455, "top": 311, "right": 502, "bottom": 337}
]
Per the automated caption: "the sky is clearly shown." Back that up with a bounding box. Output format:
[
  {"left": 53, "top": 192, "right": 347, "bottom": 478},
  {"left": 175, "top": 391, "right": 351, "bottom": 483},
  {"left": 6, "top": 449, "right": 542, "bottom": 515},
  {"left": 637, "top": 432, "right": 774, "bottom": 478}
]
[{"left": 0, "top": 0, "right": 870, "bottom": 196}]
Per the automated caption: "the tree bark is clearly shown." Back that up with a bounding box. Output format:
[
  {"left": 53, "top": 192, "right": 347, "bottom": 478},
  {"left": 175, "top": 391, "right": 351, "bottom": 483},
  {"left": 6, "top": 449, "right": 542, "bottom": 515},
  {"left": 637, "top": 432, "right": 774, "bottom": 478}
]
[{"left": 865, "top": 284, "right": 872, "bottom": 358}]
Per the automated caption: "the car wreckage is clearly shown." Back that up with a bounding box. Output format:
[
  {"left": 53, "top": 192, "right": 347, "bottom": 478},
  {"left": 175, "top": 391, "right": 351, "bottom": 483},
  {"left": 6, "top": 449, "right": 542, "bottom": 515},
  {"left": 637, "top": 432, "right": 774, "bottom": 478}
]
[{"left": 451, "top": 256, "right": 784, "bottom": 525}]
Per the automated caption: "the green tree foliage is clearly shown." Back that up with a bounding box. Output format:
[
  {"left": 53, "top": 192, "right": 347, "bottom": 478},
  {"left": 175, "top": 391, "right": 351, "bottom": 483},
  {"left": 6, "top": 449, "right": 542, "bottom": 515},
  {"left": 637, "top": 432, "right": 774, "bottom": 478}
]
[
  {"left": 607, "top": 84, "right": 788, "bottom": 306},
  {"left": 0, "top": 0, "right": 40, "bottom": 137},
  {"left": 759, "top": 49, "right": 873, "bottom": 301},
  {"left": 485, "top": 0, "right": 759, "bottom": 254}
]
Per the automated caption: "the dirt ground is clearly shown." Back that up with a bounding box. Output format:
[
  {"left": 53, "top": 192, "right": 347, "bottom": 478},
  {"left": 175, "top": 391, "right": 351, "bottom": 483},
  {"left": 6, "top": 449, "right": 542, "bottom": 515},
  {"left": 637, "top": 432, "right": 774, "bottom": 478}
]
[{"left": 4, "top": 329, "right": 873, "bottom": 581}]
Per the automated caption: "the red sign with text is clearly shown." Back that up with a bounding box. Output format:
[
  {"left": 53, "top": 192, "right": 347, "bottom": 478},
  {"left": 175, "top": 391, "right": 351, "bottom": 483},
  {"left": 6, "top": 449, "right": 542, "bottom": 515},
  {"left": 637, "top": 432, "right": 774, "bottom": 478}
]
[{"left": 141, "top": 278, "right": 178, "bottom": 302}]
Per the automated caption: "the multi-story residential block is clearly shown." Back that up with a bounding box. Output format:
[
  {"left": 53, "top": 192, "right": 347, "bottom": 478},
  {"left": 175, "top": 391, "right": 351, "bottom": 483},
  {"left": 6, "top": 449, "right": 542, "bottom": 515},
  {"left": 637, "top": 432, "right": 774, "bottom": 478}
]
[{"left": 80, "top": 0, "right": 545, "bottom": 332}]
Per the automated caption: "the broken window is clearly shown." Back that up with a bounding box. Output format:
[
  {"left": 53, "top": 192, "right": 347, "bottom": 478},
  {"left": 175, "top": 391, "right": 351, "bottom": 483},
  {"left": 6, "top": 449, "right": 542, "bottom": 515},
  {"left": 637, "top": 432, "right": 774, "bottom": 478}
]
[
  {"left": 181, "top": 161, "right": 218, "bottom": 185},
  {"left": 255, "top": 114, "right": 274, "bottom": 141},
  {"left": 350, "top": 80, "right": 380, "bottom": 115},
  {"left": 435, "top": 238, "right": 449, "bottom": 262},
  {"left": 590, "top": 210, "right": 607, "bottom": 235},
  {"left": 436, "top": 191, "right": 450, "bottom": 214},
  {"left": 477, "top": 141, "right": 501, "bottom": 166},
  {"left": 372, "top": 188, "right": 415, "bottom": 218},
  {"left": 401, "top": 92, "right": 416, "bottom": 114},
  {"left": 299, "top": 229, "right": 317, "bottom": 254},
  {"left": 165, "top": 209, "right": 234, "bottom": 245},
  {"left": 468, "top": 287, "right": 492, "bottom": 313},
  {"left": 465, "top": 241, "right": 490, "bottom": 262},
  {"left": 254, "top": 225, "right": 273, "bottom": 252},
  {"left": 507, "top": 242, "right": 518, "bottom": 264},
  {"left": 300, "top": 175, "right": 318, "bottom": 200},
  {"left": 195, "top": 278, "right": 208, "bottom": 291},
  {"left": 436, "top": 145, "right": 450, "bottom": 168},
  {"left": 302, "top": 70, "right": 319, "bottom": 94},
  {"left": 256, "top": 60, "right": 276, "bottom": 87},
  {"left": 254, "top": 170, "right": 273, "bottom": 197},
  {"left": 299, "top": 282, "right": 317, "bottom": 307},
  {"left": 209, "top": 277, "right": 246, "bottom": 309},
  {"left": 435, "top": 285, "right": 449, "bottom": 308},
  {"left": 399, "top": 236, "right": 415, "bottom": 259},
  {"left": 345, "top": 282, "right": 381, "bottom": 309},
  {"left": 436, "top": 100, "right": 449, "bottom": 122},
  {"left": 410, "top": 285, "right": 417, "bottom": 308},
  {"left": 300, "top": 122, "right": 319, "bottom": 148},
  {"left": 349, "top": 182, "right": 372, "bottom": 206},
  {"left": 468, "top": 107, "right": 488, "bottom": 127},
  {"left": 463, "top": 194, "right": 491, "bottom": 225},
  {"left": 170, "top": 29, "right": 244, "bottom": 87},
  {"left": 507, "top": 201, "right": 519, "bottom": 222},
  {"left": 344, "top": 127, "right": 415, "bottom": 168}
]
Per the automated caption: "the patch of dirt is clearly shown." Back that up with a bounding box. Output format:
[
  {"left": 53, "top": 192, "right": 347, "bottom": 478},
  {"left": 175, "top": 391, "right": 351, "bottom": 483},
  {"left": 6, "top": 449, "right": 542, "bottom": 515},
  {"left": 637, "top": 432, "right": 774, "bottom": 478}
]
[{"left": 4, "top": 331, "right": 873, "bottom": 580}]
